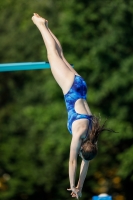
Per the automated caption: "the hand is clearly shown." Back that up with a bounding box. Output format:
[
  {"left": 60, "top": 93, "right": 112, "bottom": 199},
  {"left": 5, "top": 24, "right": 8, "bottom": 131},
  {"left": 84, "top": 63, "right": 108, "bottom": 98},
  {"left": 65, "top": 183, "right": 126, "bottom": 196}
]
[{"left": 67, "top": 187, "right": 82, "bottom": 199}]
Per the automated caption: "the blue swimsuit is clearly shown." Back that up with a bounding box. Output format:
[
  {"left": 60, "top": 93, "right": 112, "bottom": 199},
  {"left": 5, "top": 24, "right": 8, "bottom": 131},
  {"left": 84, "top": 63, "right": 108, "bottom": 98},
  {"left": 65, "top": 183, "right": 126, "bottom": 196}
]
[{"left": 64, "top": 75, "right": 92, "bottom": 134}]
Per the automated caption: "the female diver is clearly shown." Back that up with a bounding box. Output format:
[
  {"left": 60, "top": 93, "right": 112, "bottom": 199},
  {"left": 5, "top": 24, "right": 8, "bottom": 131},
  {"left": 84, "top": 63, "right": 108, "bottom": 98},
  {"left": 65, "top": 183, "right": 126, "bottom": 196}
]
[{"left": 32, "top": 13, "right": 112, "bottom": 199}]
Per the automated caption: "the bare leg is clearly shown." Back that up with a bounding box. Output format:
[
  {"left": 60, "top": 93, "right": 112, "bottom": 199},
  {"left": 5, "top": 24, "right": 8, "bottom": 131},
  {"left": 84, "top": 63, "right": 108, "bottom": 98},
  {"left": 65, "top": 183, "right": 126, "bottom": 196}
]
[
  {"left": 32, "top": 13, "right": 75, "bottom": 94},
  {"left": 45, "top": 21, "right": 80, "bottom": 76}
]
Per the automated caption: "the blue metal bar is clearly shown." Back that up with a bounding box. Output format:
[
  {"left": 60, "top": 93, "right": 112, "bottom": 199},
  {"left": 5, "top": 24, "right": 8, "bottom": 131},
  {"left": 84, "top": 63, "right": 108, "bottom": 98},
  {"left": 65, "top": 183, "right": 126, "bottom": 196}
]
[{"left": 0, "top": 62, "right": 50, "bottom": 72}]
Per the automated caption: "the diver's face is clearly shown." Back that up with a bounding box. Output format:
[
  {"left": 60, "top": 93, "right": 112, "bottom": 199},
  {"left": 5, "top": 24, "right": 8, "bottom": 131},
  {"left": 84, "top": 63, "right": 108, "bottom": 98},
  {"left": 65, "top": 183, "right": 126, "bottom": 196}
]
[{"left": 79, "top": 150, "right": 90, "bottom": 162}]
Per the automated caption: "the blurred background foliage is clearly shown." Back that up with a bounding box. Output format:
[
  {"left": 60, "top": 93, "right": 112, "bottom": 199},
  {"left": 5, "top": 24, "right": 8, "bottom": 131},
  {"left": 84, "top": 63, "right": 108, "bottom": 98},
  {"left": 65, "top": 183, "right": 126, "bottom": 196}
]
[{"left": 0, "top": 0, "right": 133, "bottom": 200}]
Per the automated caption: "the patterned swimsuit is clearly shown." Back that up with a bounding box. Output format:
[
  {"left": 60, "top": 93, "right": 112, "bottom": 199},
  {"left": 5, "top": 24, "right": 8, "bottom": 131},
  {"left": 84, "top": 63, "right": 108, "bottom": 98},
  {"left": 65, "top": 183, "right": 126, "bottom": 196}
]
[{"left": 64, "top": 75, "right": 92, "bottom": 134}]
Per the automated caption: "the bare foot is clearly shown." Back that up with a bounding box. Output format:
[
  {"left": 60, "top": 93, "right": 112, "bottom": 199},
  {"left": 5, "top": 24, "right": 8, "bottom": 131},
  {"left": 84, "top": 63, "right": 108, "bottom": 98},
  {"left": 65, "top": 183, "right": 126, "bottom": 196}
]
[{"left": 32, "top": 13, "right": 47, "bottom": 27}]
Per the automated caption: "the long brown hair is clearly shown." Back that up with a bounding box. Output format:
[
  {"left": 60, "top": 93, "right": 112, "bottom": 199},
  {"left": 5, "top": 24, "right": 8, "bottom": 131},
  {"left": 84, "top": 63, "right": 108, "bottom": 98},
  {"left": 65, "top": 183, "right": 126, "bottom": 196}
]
[{"left": 81, "top": 115, "right": 115, "bottom": 161}]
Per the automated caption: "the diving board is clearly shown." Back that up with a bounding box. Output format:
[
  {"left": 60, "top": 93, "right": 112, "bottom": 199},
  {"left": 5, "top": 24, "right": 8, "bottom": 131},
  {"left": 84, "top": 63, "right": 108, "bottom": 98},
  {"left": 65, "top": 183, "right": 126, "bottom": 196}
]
[{"left": 0, "top": 62, "right": 50, "bottom": 72}]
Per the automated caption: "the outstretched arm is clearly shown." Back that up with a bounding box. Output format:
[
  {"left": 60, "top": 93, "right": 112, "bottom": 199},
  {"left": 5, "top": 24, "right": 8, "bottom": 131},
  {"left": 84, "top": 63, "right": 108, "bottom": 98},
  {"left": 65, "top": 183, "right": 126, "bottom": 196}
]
[
  {"left": 77, "top": 159, "right": 89, "bottom": 191},
  {"left": 69, "top": 158, "right": 89, "bottom": 198},
  {"left": 67, "top": 135, "right": 89, "bottom": 199},
  {"left": 67, "top": 135, "right": 82, "bottom": 199}
]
